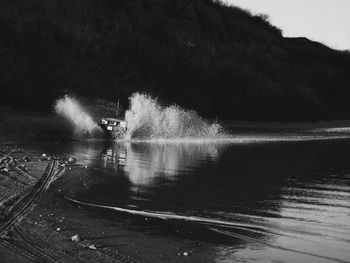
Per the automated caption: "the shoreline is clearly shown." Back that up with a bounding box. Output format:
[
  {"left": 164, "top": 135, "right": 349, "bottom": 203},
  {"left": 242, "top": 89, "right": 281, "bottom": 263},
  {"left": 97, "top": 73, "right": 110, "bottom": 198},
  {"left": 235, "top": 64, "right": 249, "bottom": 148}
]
[{"left": 0, "top": 146, "right": 216, "bottom": 263}]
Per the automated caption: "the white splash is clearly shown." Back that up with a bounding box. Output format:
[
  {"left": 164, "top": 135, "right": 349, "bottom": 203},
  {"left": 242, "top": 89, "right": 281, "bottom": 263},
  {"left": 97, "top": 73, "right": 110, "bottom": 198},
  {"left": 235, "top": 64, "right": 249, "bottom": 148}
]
[
  {"left": 124, "top": 93, "right": 223, "bottom": 139},
  {"left": 54, "top": 95, "right": 101, "bottom": 136}
]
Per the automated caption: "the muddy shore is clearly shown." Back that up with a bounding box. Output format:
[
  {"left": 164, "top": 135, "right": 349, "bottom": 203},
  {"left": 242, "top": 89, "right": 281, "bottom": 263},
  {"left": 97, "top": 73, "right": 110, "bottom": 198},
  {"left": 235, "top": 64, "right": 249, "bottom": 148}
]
[{"left": 0, "top": 146, "right": 217, "bottom": 263}]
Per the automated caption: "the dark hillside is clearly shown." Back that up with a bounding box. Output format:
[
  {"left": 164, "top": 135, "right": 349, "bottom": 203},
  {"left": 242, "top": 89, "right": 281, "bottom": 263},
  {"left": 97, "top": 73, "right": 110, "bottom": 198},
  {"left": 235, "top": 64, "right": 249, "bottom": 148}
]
[{"left": 1, "top": 0, "right": 350, "bottom": 121}]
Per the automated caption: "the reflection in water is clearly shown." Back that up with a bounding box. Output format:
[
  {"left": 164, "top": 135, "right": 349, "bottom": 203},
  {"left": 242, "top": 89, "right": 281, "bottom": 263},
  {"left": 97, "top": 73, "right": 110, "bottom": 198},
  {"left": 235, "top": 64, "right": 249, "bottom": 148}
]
[
  {"left": 101, "top": 142, "right": 221, "bottom": 186},
  {"left": 72, "top": 140, "right": 350, "bottom": 263}
]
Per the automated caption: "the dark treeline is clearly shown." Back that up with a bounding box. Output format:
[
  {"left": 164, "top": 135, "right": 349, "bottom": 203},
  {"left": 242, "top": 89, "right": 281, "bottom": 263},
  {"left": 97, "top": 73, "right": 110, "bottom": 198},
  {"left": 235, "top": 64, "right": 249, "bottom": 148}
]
[{"left": 1, "top": 0, "right": 350, "bottom": 121}]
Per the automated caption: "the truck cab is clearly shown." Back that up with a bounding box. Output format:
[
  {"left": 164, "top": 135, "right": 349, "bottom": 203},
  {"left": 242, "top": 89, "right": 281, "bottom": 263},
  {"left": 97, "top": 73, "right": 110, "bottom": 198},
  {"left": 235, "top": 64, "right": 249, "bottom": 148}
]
[{"left": 100, "top": 117, "right": 127, "bottom": 138}]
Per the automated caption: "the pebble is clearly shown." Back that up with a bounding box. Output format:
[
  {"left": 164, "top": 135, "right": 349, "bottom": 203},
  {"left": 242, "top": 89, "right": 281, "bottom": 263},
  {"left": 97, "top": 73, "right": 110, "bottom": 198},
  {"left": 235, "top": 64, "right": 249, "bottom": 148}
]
[
  {"left": 88, "top": 244, "right": 97, "bottom": 250},
  {"left": 71, "top": 234, "right": 80, "bottom": 242},
  {"left": 68, "top": 157, "right": 76, "bottom": 163}
]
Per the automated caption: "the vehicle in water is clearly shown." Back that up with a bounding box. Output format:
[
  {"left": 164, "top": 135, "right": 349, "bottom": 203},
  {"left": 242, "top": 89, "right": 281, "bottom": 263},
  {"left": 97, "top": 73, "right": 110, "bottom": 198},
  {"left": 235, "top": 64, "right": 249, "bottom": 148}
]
[
  {"left": 99, "top": 99, "right": 127, "bottom": 139},
  {"left": 100, "top": 117, "right": 127, "bottom": 139}
]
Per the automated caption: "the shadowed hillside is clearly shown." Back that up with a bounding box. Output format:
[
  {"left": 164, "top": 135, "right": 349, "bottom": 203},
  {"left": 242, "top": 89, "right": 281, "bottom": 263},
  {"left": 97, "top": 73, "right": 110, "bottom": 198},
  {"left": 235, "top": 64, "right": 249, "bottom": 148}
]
[{"left": 1, "top": 0, "right": 350, "bottom": 121}]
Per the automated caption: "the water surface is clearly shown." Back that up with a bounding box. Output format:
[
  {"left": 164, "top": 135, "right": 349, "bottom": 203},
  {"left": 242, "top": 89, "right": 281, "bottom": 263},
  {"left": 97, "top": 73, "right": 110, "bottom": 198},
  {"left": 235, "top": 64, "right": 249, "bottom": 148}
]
[
  {"left": 66, "top": 140, "right": 349, "bottom": 263},
  {"left": 1, "top": 110, "right": 349, "bottom": 262}
]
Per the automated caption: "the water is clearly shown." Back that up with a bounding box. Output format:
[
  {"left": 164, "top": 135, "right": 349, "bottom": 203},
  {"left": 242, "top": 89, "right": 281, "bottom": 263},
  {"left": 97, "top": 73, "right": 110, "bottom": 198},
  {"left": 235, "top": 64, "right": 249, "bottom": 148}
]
[
  {"left": 55, "top": 93, "right": 223, "bottom": 139},
  {"left": 65, "top": 140, "right": 349, "bottom": 263},
  {"left": 1, "top": 102, "right": 350, "bottom": 262},
  {"left": 124, "top": 93, "right": 222, "bottom": 139},
  {"left": 54, "top": 95, "right": 102, "bottom": 136}
]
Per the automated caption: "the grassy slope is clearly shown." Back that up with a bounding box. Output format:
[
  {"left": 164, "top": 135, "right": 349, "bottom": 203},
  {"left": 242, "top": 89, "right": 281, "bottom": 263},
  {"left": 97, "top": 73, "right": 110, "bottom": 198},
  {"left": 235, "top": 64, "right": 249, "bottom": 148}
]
[{"left": 1, "top": 0, "right": 350, "bottom": 121}]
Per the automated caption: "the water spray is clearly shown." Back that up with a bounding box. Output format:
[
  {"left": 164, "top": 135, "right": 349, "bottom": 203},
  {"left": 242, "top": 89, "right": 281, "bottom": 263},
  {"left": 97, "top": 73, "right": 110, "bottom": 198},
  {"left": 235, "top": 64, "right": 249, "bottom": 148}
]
[
  {"left": 54, "top": 95, "right": 102, "bottom": 136},
  {"left": 124, "top": 93, "right": 223, "bottom": 139}
]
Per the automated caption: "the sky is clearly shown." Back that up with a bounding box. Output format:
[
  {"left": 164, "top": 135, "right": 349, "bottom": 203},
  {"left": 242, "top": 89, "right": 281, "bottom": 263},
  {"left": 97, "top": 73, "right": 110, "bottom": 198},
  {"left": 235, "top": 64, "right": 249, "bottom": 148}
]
[{"left": 225, "top": 0, "right": 350, "bottom": 50}]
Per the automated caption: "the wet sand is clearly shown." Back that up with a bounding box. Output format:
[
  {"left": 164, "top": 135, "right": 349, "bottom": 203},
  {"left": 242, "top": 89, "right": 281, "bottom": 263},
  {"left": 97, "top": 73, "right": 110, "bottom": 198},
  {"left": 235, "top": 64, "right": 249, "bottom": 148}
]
[{"left": 0, "top": 146, "right": 216, "bottom": 263}]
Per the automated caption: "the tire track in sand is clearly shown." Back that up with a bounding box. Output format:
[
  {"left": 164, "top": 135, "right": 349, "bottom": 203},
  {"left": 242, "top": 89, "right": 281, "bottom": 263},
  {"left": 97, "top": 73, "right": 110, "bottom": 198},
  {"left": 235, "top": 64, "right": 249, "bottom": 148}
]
[{"left": 0, "top": 160, "right": 58, "bottom": 233}]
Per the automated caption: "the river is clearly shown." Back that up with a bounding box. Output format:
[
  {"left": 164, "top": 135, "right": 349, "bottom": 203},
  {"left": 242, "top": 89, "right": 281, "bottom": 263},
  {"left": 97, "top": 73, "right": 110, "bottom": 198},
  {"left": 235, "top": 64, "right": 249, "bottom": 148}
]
[{"left": 0, "top": 108, "right": 349, "bottom": 262}]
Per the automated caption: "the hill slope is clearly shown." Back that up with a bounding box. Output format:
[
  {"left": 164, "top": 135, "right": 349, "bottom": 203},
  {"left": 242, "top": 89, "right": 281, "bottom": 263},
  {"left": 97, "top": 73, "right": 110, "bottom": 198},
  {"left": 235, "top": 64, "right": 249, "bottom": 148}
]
[{"left": 1, "top": 0, "right": 350, "bottom": 121}]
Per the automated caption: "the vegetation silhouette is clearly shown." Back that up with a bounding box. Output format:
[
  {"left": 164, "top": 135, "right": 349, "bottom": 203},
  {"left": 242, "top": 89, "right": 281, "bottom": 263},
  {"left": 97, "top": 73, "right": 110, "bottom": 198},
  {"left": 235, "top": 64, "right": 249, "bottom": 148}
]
[{"left": 1, "top": 0, "right": 350, "bottom": 121}]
